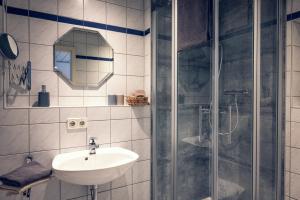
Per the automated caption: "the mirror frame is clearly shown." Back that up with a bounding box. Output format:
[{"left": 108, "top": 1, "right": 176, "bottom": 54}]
[
  {"left": 0, "top": 33, "right": 19, "bottom": 60},
  {"left": 53, "top": 28, "right": 114, "bottom": 89}
]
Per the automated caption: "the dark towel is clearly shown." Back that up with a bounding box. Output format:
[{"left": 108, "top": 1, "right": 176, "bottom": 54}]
[
  {"left": 178, "top": 0, "right": 211, "bottom": 51},
  {"left": 0, "top": 161, "right": 52, "bottom": 187}
]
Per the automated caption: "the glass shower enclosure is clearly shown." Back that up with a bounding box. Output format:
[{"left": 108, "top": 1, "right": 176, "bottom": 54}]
[{"left": 152, "top": 0, "right": 285, "bottom": 200}]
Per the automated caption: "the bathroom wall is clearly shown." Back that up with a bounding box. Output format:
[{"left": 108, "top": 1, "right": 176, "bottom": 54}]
[
  {"left": 286, "top": 1, "right": 300, "bottom": 200},
  {"left": 2, "top": 0, "right": 151, "bottom": 107},
  {"left": 0, "top": 0, "right": 151, "bottom": 200}
]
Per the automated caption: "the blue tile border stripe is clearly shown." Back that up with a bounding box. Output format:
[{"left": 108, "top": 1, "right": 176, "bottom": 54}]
[
  {"left": 0, "top": 1, "right": 150, "bottom": 36},
  {"left": 76, "top": 55, "right": 114, "bottom": 62},
  {"left": 287, "top": 11, "right": 300, "bottom": 21}
]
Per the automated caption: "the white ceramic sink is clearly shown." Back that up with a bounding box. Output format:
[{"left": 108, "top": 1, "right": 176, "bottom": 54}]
[{"left": 52, "top": 147, "right": 139, "bottom": 185}]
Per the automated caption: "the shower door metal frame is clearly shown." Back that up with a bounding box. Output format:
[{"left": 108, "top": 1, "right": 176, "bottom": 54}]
[
  {"left": 171, "top": 0, "right": 178, "bottom": 199},
  {"left": 276, "top": 0, "right": 286, "bottom": 199},
  {"left": 252, "top": 0, "right": 261, "bottom": 199},
  {"left": 211, "top": 0, "right": 219, "bottom": 199}
]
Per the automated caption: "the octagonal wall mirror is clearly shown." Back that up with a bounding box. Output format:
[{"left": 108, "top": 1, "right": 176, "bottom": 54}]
[{"left": 54, "top": 28, "right": 114, "bottom": 88}]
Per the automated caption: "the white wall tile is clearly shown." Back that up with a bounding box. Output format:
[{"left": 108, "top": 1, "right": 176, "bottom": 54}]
[
  {"left": 60, "top": 107, "right": 86, "bottom": 122},
  {"left": 0, "top": 154, "right": 27, "bottom": 175},
  {"left": 292, "top": 0, "right": 300, "bottom": 13},
  {"left": 106, "top": 0, "right": 126, "bottom": 6},
  {"left": 30, "top": 123, "right": 60, "bottom": 151},
  {"left": 112, "top": 168, "right": 132, "bottom": 188},
  {"left": 84, "top": 85, "right": 107, "bottom": 97},
  {"left": 292, "top": 108, "right": 300, "bottom": 122},
  {"left": 127, "top": 76, "right": 144, "bottom": 95},
  {"left": 132, "top": 160, "right": 150, "bottom": 183},
  {"left": 0, "top": 125, "right": 29, "bottom": 155},
  {"left": 291, "top": 148, "right": 300, "bottom": 173},
  {"left": 60, "top": 122, "right": 86, "bottom": 148},
  {"left": 144, "top": 8, "right": 150, "bottom": 29},
  {"left": 114, "top": 53, "right": 127, "bottom": 75},
  {"left": 132, "top": 181, "right": 150, "bottom": 200},
  {"left": 286, "top": 122, "right": 291, "bottom": 147},
  {"left": 30, "top": 18, "right": 57, "bottom": 45},
  {"left": 144, "top": 0, "right": 151, "bottom": 10},
  {"left": 30, "top": 177, "right": 60, "bottom": 200},
  {"left": 107, "top": 75, "right": 127, "bottom": 95},
  {"left": 286, "top": 46, "right": 292, "bottom": 72},
  {"left": 292, "top": 46, "right": 300, "bottom": 71},
  {"left": 287, "top": 22, "right": 292, "bottom": 47},
  {"left": 0, "top": 109, "right": 28, "bottom": 125},
  {"left": 30, "top": 108, "right": 59, "bottom": 124},
  {"left": 6, "top": 14, "right": 29, "bottom": 43},
  {"left": 58, "top": 23, "right": 84, "bottom": 38},
  {"left": 87, "top": 106, "right": 110, "bottom": 121},
  {"left": 97, "top": 191, "right": 111, "bottom": 200},
  {"left": 107, "top": 31, "right": 127, "bottom": 54},
  {"left": 291, "top": 173, "right": 300, "bottom": 199},
  {"left": 127, "top": 0, "right": 144, "bottom": 10},
  {"left": 132, "top": 139, "right": 150, "bottom": 161},
  {"left": 292, "top": 71, "right": 300, "bottom": 96},
  {"left": 127, "top": 55, "right": 144, "bottom": 76},
  {"left": 87, "top": 120, "right": 110, "bottom": 144},
  {"left": 286, "top": 147, "right": 291, "bottom": 171},
  {"left": 30, "top": 44, "right": 54, "bottom": 71},
  {"left": 111, "top": 119, "right": 131, "bottom": 142},
  {"left": 127, "top": 8, "right": 144, "bottom": 30},
  {"left": 58, "top": 78, "right": 84, "bottom": 97},
  {"left": 287, "top": 97, "right": 291, "bottom": 122},
  {"left": 287, "top": 0, "right": 292, "bottom": 14},
  {"left": 144, "top": 35, "right": 151, "bottom": 56},
  {"left": 127, "top": 35, "right": 144, "bottom": 56},
  {"left": 111, "top": 185, "right": 132, "bottom": 200},
  {"left": 292, "top": 22, "right": 300, "bottom": 47},
  {"left": 7, "top": 0, "right": 29, "bottom": 8},
  {"left": 59, "top": 97, "right": 84, "bottom": 107},
  {"left": 107, "top": 3, "right": 127, "bottom": 27},
  {"left": 131, "top": 105, "right": 150, "bottom": 118},
  {"left": 132, "top": 118, "right": 150, "bottom": 140},
  {"left": 31, "top": 70, "right": 58, "bottom": 97},
  {"left": 84, "top": 96, "right": 106, "bottom": 106},
  {"left": 30, "top": 0, "right": 58, "bottom": 14},
  {"left": 291, "top": 122, "right": 300, "bottom": 148},
  {"left": 111, "top": 106, "right": 131, "bottom": 119},
  {"left": 58, "top": 0, "right": 84, "bottom": 19},
  {"left": 286, "top": 171, "right": 290, "bottom": 196},
  {"left": 6, "top": 95, "right": 30, "bottom": 108},
  {"left": 61, "top": 182, "right": 88, "bottom": 200},
  {"left": 111, "top": 140, "right": 132, "bottom": 149},
  {"left": 84, "top": 0, "right": 106, "bottom": 23}
]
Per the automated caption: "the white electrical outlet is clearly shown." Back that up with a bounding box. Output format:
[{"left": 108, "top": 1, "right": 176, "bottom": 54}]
[
  {"left": 67, "top": 118, "right": 88, "bottom": 130},
  {"left": 79, "top": 118, "right": 88, "bottom": 129},
  {"left": 67, "top": 118, "right": 80, "bottom": 129}
]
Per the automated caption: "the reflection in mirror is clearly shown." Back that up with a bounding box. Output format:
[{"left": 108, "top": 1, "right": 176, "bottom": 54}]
[{"left": 54, "top": 28, "right": 114, "bottom": 88}]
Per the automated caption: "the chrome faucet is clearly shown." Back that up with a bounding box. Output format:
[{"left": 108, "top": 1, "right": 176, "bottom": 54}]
[{"left": 89, "top": 137, "right": 99, "bottom": 155}]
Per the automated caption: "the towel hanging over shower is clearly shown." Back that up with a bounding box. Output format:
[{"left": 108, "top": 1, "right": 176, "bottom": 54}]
[{"left": 178, "top": 0, "right": 211, "bottom": 51}]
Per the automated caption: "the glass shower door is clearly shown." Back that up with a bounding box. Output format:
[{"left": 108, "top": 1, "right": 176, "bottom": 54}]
[
  {"left": 217, "top": 0, "right": 254, "bottom": 199},
  {"left": 175, "top": 0, "right": 213, "bottom": 199},
  {"left": 153, "top": 0, "right": 284, "bottom": 199}
]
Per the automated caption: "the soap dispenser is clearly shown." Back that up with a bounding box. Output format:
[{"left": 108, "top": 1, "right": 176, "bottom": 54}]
[{"left": 38, "top": 85, "right": 50, "bottom": 107}]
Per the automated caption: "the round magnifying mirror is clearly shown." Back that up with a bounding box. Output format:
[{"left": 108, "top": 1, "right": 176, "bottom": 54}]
[{"left": 0, "top": 33, "right": 19, "bottom": 60}]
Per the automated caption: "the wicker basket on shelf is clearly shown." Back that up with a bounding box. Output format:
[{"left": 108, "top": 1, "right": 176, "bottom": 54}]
[{"left": 126, "top": 96, "right": 149, "bottom": 106}]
